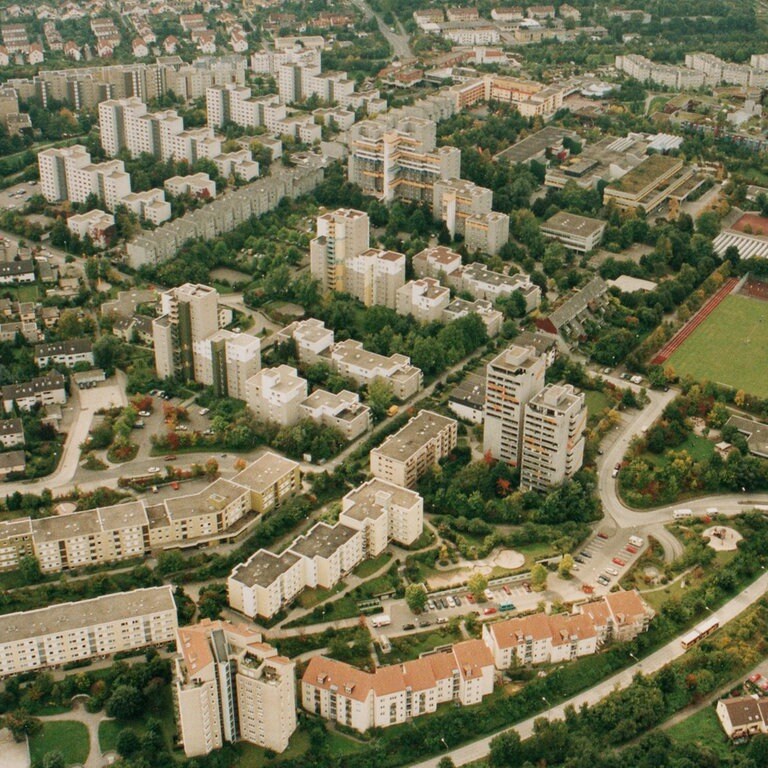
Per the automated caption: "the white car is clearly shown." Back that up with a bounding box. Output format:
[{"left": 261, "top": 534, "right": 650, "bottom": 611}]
[
  {"left": 606, "top": 567, "right": 619, "bottom": 576},
  {"left": 138, "top": 410, "right": 151, "bottom": 417},
  {"left": 148, "top": 466, "right": 161, "bottom": 473}
]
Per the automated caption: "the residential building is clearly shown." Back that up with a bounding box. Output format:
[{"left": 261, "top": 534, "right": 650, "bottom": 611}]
[
  {"left": 245, "top": 365, "right": 308, "bottom": 426},
  {"left": 301, "top": 640, "right": 494, "bottom": 732},
  {"left": 309, "top": 208, "right": 370, "bottom": 293},
  {"left": 0, "top": 586, "right": 177, "bottom": 676},
  {"left": 230, "top": 453, "right": 302, "bottom": 515},
  {"left": 520, "top": 383, "right": 587, "bottom": 490},
  {"left": 441, "top": 298, "right": 503, "bottom": 338},
  {"left": 465, "top": 211, "right": 511, "bottom": 255},
  {"left": 482, "top": 590, "right": 653, "bottom": 669},
  {"left": 120, "top": 189, "right": 172, "bottom": 225},
  {"left": 0, "top": 451, "right": 25, "bottom": 479},
  {"left": 615, "top": 54, "right": 706, "bottom": 90},
  {"left": 2, "top": 373, "right": 67, "bottom": 412},
  {"left": 344, "top": 248, "right": 406, "bottom": 309},
  {"left": 432, "top": 178, "right": 493, "bottom": 238},
  {"left": 66, "top": 209, "right": 115, "bottom": 248},
  {"left": 193, "top": 330, "right": 262, "bottom": 400},
  {"left": 371, "top": 410, "right": 457, "bottom": 488},
  {"left": 724, "top": 415, "right": 768, "bottom": 459},
  {"left": 152, "top": 283, "right": 220, "bottom": 382},
  {"left": 541, "top": 211, "right": 606, "bottom": 253},
  {"left": 330, "top": 339, "right": 422, "bottom": 400},
  {"left": 0, "top": 418, "right": 24, "bottom": 448},
  {"left": 535, "top": 276, "right": 608, "bottom": 337},
  {"left": 213, "top": 150, "right": 260, "bottom": 181},
  {"left": 716, "top": 696, "right": 768, "bottom": 741},
  {"left": 412, "top": 245, "right": 463, "bottom": 280},
  {"left": 453, "top": 262, "right": 540, "bottom": 312},
  {"left": 396, "top": 278, "right": 451, "bottom": 323},
  {"left": 483, "top": 345, "right": 546, "bottom": 466},
  {"left": 174, "top": 620, "right": 297, "bottom": 756},
  {"left": 34, "top": 338, "right": 94, "bottom": 369},
  {"left": 347, "top": 117, "right": 461, "bottom": 204},
  {"left": 0, "top": 260, "right": 35, "bottom": 284},
  {"left": 275, "top": 318, "right": 335, "bottom": 365},
  {"left": 602, "top": 154, "right": 694, "bottom": 212},
  {"left": 299, "top": 389, "right": 371, "bottom": 441},
  {"left": 165, "top": 173, "right": 217, "bottom": 199},
  {"left": 448, "top": 373, "right": 486, "bottom": 424},
  {"left": 207, "top": 85, "right": 288, "bottom": 133}
]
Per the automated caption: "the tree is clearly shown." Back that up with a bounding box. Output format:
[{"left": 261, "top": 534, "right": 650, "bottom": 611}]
[
  {"left": 105, "top": 685, "right": 143, "bottom": 720},
  {"left": 467, "top": 573, "right": 488, "bottom": 602},
  {"left": 531, "top": 563, "right": 548, "bottom": 592},
  {"left": 42, "top": 752, "right": 65, "bottom": 768},
  {"left": 116, "top": 729, "right": 141, "bottom": 758},
  {"left": 437, "top": 758, "right": 456, "bottom": 768},
  {"left": 93, "top": 335, "right": 125, "bottom": 375},
  {"left": 18, "top": 555, "right": 42, "bottom": 584},
  {"left": 3, "top": 711, "right": 42, "bottom": 741},
  {"left": 405, "top": 584, "right": 427, "bottom": 613},
  {"left": 558, "top": 554, "right": 574, "bottom": 578},
  {"left": 489, "top": 731, "right": 523, "bottom": 768},
  {"left": 367, "top": 376, "right": 394, "bottom": 421}
]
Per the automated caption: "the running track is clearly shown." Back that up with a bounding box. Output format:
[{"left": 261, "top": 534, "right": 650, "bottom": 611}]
[{"left": 651, "top": 277, "right": 738, "bottom": 365}]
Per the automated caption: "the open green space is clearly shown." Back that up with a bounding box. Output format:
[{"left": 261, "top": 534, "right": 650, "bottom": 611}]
[
  {"left": 643, "top": 432, "right": 715, "bottom": 467},
  {"left": 381, "top": 625, "right": 462, "bottom": 663},
  {"left": 234, "top": 728, "right": 364, "bottom": 766},
  {"left": 353, "top": 552, "right": 392, "bottom": 579},
  {"left": 97, "top": 686, "right": 176, "bottom": 753},
  {"left": 665, "top": 705, "right": 734, "bottom": 758},
  {"left": 585, "top": 390, "right": 612, "bottom": 424},
  {"left": 668, "top": 295, "right": 768, "bottom": 397},
  {"left": 30, "top": 721, "right": 89, "bottom": 766}
]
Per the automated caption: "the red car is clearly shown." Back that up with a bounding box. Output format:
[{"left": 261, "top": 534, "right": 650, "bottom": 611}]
[
  {"left": 522, "top": 581, "right": 532, "bottom": 593},
  {"left": 503, "top": 585, "right": 511, "bottom": 595},
  {"left": 483, "top": 607, "right": 497, "bottom": 615},
  {"left": 625, "top": 545, "right": 638, "bottom": 554},
  {"left": 612, "top": 557, "right": 626, "bottom": 567},
  {"left": 466, "top": 593, "right": 475, "bottom": 603},
  {"left": 597, "top": 532, "right": 609, "bottom": 540}
]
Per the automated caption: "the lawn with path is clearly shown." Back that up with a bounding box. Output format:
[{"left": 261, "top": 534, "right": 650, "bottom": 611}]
[{"left": 30, "top": 721, "right": 90, "bottom": 766}]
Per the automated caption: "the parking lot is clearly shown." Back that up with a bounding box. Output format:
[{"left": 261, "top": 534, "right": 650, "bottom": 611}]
[
  {"left": 571, "top": 530, "right": 647, "bottom": 591},
  {"left": 0, "top": 179, "right": 38, "bottom": 210}
]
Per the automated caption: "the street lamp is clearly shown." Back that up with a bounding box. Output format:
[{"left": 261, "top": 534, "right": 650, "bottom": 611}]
[
  {"left": 440, "top": 738, "right": 448, "bottom": 750},
  {"left": 629, "top": 652, "right": 640, "bottom": 664}
]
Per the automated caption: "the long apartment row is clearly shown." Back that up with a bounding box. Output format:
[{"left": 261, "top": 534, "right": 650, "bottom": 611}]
[
  {"left": 0, "top": 452, "right": 301, "bottom": 573},
  {"left": 228, "top": 410, "right": 458, "bottom": 619}
]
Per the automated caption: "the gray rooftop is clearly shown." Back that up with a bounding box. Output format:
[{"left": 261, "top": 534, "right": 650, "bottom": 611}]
[
  {"left": 542, "top": 211, "right": 607, "bottom": 238},
  {"left": 547, "top": 276, "right": 608, "bottom": 329},
  {"left": 232, "top": 452, "right": 299, "bottom": 494},
  {"left": 373, "top": 410, "right": 456, "bottom": 462},
  {"left": 231, "top": 548, "right": 301, "bottom": 588},
  {"left": 165, "top": 478, "right": 249, "bottom": 520},
  {"left": 493, "top": 126, "right": 579, "bottom": 164},
  {"left": 341, "top": 477, "right": 421, "bottom": 522},
  {"left": 726, "top": 415, "right": 768, "bottom": 458},
  {"left": 289, "top": 521, "right": 359, "bottom": 560},
  {"left": 0, "top": 418, "right": 23, "bottom": 436},
  {"left": 449, "top": 373, "right": 486, "bottom": 410}
]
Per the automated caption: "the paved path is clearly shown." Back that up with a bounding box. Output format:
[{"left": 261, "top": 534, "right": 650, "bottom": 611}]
[
  {"left": 40, "top": 701, "right": 110, "bottom": 768},
  {"left": 412, "top": 570, "right": 768, "bottom": 767}
]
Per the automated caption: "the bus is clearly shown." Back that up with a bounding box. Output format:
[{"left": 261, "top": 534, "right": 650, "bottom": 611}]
[{"left": 681, "top": 615, "right": 720, "bottom": 649}]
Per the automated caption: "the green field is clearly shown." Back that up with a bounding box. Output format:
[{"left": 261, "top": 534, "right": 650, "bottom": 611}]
[
  {"left": 666, "top": 706, "right": 734, "bottom": 758},
  {"left": 668, "top": 295, "right": 768, "bottom": 397},
  {"left": 30, "top": 721, "right": 90, "bottom": 766}
]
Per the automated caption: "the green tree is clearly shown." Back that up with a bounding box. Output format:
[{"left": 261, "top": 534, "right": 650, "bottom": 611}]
[
  {"left": 18, "top": 555, "right": 42, "bottom": 584},
  {"left": 105, "top": 685, "right": 143, "bottom": 720},
  {"left": 489, "top": 731, "right": 523, "bottom": 768},
  {"left": 531, "top": 563, "right": 548, "bottom": 592},
  {"left": 558, "top": 554, "right": 574, "bottom": 578},
  {"left": 467, "top": 573, "right": 488, "bottom": 602},
  {"left": 405, "top": 584, "right": 428, "bottom": 614},
  {"left": 42, "top": 752, "right": 65, "bottom": 768},
  {"left": 3, "top": 711, "right": 42, "bottom": 741},
  {"left": 116, "top": 729, "right": 141, "bottom": 757},
  {"left": 367, "top": 377, "right": 394, "bottom": 421}
]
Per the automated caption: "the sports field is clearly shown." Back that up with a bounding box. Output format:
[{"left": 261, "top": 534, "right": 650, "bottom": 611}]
[{"left": 667, "top": 294, "right": 768, "bottom": 398}]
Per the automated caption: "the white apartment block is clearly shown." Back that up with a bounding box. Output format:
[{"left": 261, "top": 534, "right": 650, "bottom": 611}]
[
  {"left": 339, "top": 478, "right": 423, "bottom": 555},
  {"left": 0, "top": 587, "right": 177, "bottom": 677},
  {"left": 0, "top": 454, "right": 300, "bottom": 573},
  {"left": 347, "top": 117, "right": 461, "bottom": 204},
  {"left": 171, "top": 128, "right": 223, "bottom": 164},
  {"left": 396, "top": 278, "right": 451, "bottom": 323},
  {"left": 345, "top": 248, "right": 406, "bottom": 309},
  {"left": 38, "top": 145, "right": 132, "bottom": 211},
  {"left": 483, "top": 344, "right": 546, "bottom": 466},
  {"left": 302, "top": 639, "right": 494, "bottom": 732},
  {"left": 520, "top": 383, "right": 587, "bottom": 491},
  {"left": 615, "top": 54, "right": 706, "bottom": 89},
  {"left": 2, "top": 373, "right": 67, "bottom": 412},
  {"left": 412, "top": 245, "right": 463, "bottom": 280},
  {"left": 370, "top": 410, "right": 458, "bottom": 489},
  {"left": 99, "top": 98, "right": 185, "bottom": 160},
  {"left": 34, "top": 338, "right": 93, "bottom": 368},
  {"left": 207, "top": 86, "right": 287, "bottom": 133},
  {"left": 541, "top": 211, "right": 606, "bottom": 254},
  {"left": 277, "top": 62, "right": 354, "bottom": 104},
  {"left": 67, "top": 209, "right": 114, "bottom": 248},
  {"left": 432, "top": 178, "right": 493, "bottom": 238},
  {"left": 165, "top": 173, "right": 217, "bottom": 199},
  {"left": 685, "top": 53, "right": 768, "bottom": 88},
  {"left": 299, "top": 389, "right": 371, "bottom": 441},
  {"left": 439, "top": 23, "right": 500, "bottom": 46},
  {"left": 213, "top": 150, "right": 260, "bottom": 181},
  {"left": 120, "top": 188, "right": 172, "bottom": 225},
  {"left": 275, "top": 318, "right": 335, "bottom": 365},
  {"left": 175, "top": 620, "right": 296, "bottom": 756},
  {"left": 330, "top": 339, "right": 423, "bottom": 401},
  {"left": 454, "top": 262, "right": 540, "bottom": 311},
  {"left": 193, "top": 329, "right": 262, "bottom": 400},
  {"left": 0, "top": 418, "right": 24, "bottom": 449},
  {"left": 465, "top": 211, "right": 510, "bottom": 255},
  {"left": 482, "top": 591, "right": 653, "bottom": 669},
  {"left": 245, "top": 365, "right": 308, "bottom": 427},
  {"left": 310, "top": 208, "right": 370, "bottom": 293},
  {"left": 250, "top": 46, "right": 321, "bottom": 75}
]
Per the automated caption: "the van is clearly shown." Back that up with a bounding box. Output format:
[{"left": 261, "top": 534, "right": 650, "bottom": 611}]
[
  {"left": 629, "top": 535, "right": 644, "bottom": 548},
  {"left": 370, "top": 614, "right": 391, "bottom": 628},
  {"left": 436, "top": 617, "right": 448, "bottom": 625},
  {"left": 673, "top": 509, "right": 693, "bottom": 519}
]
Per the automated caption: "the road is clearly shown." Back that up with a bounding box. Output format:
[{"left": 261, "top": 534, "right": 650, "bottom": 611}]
[
  {"left": 413, "top": 569, "right": 768, "bottom": 768},
  {"left": 350, "top": 0, "right": 413, "bottom": 60}
]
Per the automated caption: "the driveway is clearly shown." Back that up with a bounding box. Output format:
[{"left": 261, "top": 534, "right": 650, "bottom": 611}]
[{"left": 0, "top": 727, "right": 29, "bottom": 768}]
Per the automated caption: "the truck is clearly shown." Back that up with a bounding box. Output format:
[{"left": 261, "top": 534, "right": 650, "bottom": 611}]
[
  {"left": 370, "top": 614, "right": 391, "bottom": 628},
  {"left": 628, "top": 535, "right": 644, "bottom": 548}
]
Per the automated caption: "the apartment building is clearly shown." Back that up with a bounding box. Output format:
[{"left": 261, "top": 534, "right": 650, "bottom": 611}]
[
  {"left": 602, "top": 154, "right": 694, "bottom": 212},
  {"left": 174, "top": 620, "right": 296, "bottom": 756},
  {"left": 0, "top": 418, "right": 24, "bottom": 448},
  {"left": 482, "top": 590, "right": 653, "bottom": 669},
  {"left": 275, "top": 318, "right": 335, "bottom": 365},
  {"left": 684, "top": 52, "right": 768, "bottom": 87},
  {"left": 245, "top": 365, "right": 308, "bottom": 427},
  {"left": 344, "top": 248, "right": 406, "bottom": 309},
  {"left": 301, "top": 640, "right": 494, "bottom": 732},
  {"left": 120, "top": 189, "right": 172, "bottom": 225},
  {"left": 717, "top": 696, "right": 768, "bottom": 741},
  {"left": 299, "top": 389, "right": 371, "bottom": 441},
  {"left": 483, "top": 345, "right": 546, "bottom": 466},
  {"left": 193, "top": 330, "right": 261, "bottom": 400},
  {"left": 330, "top": 339, "right": 423, "bottom": 401},
  {"left": 520, "top": 383, "right": 587, "bottom": 491},
  {"left": 453, "top": 262, "right": 540, "bottom": 312},
  {"left": 541, "top": 211, "right": 606, "bottom": 254},
  {"left": 152, "top": 283, "right": 220, "bottom": 382},
  {"left": 0, "top": 454, "right": 300, "bottom": 573},
  {"left": 465, "top": 211, "right": 511, "bottom": 256},
  {"left": 250, "top": 46, "right": 321, "bottom": 75},
  {"left": 413, "top": 245, "right": 463, "bottom": 280},
  {"left": 339, "top": 478, "right": 423, "bottom": 555},
  {"left": 34, "top": 338, "right": 94, "bottom": 369},
  {"left": 347, "top": 117, "right": 461, "bottom": 204},
  {"left": 432, "top": 178, "right": 493, "bottom": 238},
  {"left": 310, "top": 208, "right": 371, "bottom": 293},
  {"left": 536, "top": 275, "right": 608, "bottom": 337},
  {"left": 2, "top": 373, "right": 67, "bottom": 412},
  {"left": 396, "top": 278, "right": 451, "bottom": 323},
  {"left": 164, "top": 173, "right": 217, "bottom": 199},
  {"left": 207, "top": 86, "right": 287, "bottom": 133},
  {"left": 0, "top": 586, "right": 177, "bottom": 677},
  {"left": 277, "top": 61, "right": 354, "bottom": 104},
  {"left": 615, "top": 54, "right": 706, "bottom": 89},
  {"left": 67, "top": 209, "right": 115, "bottom": 248},
  {"left": 370, "top": 410, "right": 458, "bottom": 488},
  {"left": 442, "top": 297, "right": 503, "bottom": 338}
]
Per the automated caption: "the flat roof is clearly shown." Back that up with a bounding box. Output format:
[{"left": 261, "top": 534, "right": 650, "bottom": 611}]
[
  {"left": 373, "top": 410, "right": 456, "bottom": 462},
  {"left": 165, "top": 478, "right": 248, "bottom": 520},
  {"left": 342, "top": 477, "right": 420, "bottom": 522},
  {"left": 0, "top": 586, "right": 175, "bottom": 644},
  {"left": 231, "top": 548, "right": 301, "bottom": 588},
  {"left": 607, "top": 153, "right": 681, "bottom": 195},
  {"left": 542, "top": 211, "right": 606, "bottom": 238},
  {"left": 449, "top": 373, "right": 486, "bottom": 410},
  {"left": 493, "top": 125, "right": 579, "bottom": 164},
  {"left": 289, "top": 521, "right": 359, "bottom": 560},
  {"left": 232, "top": 452, "right": 299, "bottom": 494}
]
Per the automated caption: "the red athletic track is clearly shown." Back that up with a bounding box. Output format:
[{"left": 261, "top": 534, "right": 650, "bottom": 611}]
[{"left": 650, "top": 277, "right": 738, "bottom": 365}]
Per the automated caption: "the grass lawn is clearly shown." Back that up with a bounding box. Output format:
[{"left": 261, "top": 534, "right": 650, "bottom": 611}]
[
  {"left": 668, "top": 295, "right": 768, "bottom": 398},
  {"left": 236, "top": 729, "right": 311, "bottom": 766},
  {"left": 585, "top": 390, "right": 612, "bottom": 424},
  {"left": 647, "top": 95, "right": 671, "bottom": 114},
  {"left": 381, "top": 626, "right": 462, "bottom": 663},
  {"left": 326, "top": 731, "right": 366, "bottom": 756},
  {"left": 643, "top": 433, "right": 715, "bottom": 467},
  {"left": 6, "top": 284, "right": 39, "bottom": 301},
  {"left": 666, "top": 706, "right": 734, "bottom": 758},
  {"left": 353, "top": 552, "right": 392, "bottom": 579},
  {"left": 297, "top": 581, "right": 346, "bottom": 609},
  {"left": 98, "top": 686, "right": 176, "bottom": 753},
  {"left": 30, "top": 721, "right": 89, "bottom": 766}
]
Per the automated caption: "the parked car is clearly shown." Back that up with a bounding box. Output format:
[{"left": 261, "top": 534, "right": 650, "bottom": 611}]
[
  {"left": 402, "top": 623, "right": 415, "bottom": 631},
  {"left": 606, "top": 567, "right": 619, "bottom": 576},
  {"left": 575, "top": 556, "right": 585, "bottom": 564},
  {"left": 418, "top": 619, "right": 432, "bottom": 628},
  {"left": 597, "top": 575, "right": 610, "bottom": 586},
  {"left": 148, "top": 466, "right": 160, "bottom": 473},
  {"left": 164, "top": 455, "right": 176, "bottom": 461},
  {"left": 502, "top": 585, "right": 511, "bottom": 595},
  {"left": 483, "top": 607, "right": 497, "bottom": 615},
  {"left": 138, "top": 410, "right": 151, "bottom": 417},
  {"left": 612, "top": 557, "right": 626, "bottom": 567},
  {"left": 466, "top": 593, "right": 475, "bottom": 603},
  {"left": 522, "top": 581, "right": 532, "bottom": 593},
  {"left": 597, "top": 532, "right": 609, "bottom": 539},
  {"left": 625, "top": 545, "right": 638, "bottom": 554},
  {"left": 436, "top": 617, "right": 448, "bottom": 624},
  {"left": 580, "top": 551, "right": 592, "bottom": 558}
]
